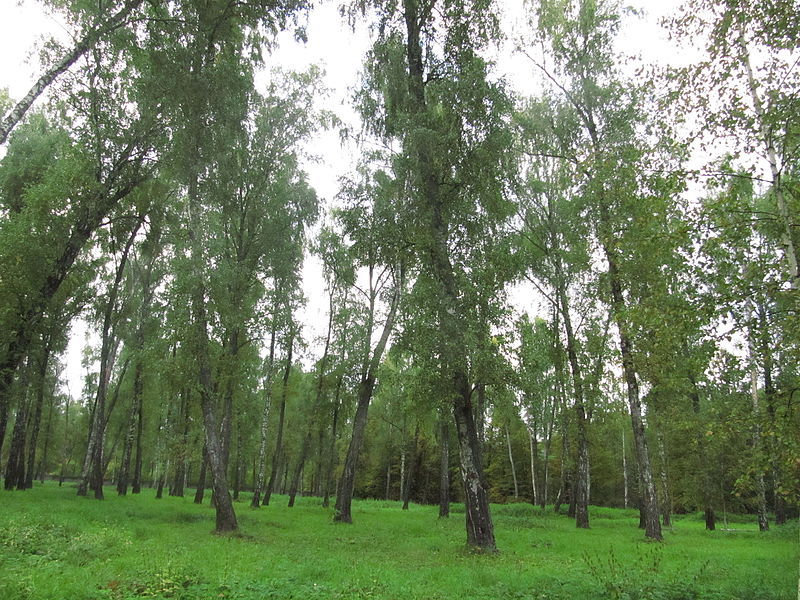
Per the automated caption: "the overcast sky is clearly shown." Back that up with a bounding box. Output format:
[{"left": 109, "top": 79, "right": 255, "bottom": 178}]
[{"left": 0, "top": 0, "right": 688, "bottom": 398}]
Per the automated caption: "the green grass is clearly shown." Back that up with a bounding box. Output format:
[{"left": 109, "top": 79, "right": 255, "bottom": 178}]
[{"left": 0, "top": 483, "right": 796, "bottom": 600}]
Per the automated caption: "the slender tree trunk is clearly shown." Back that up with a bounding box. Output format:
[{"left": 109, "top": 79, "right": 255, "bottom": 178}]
[
  {"left": 288, "top": 430, "right": 313, "bottom": 507},
  {"left": 505, "top": 425, "right": 519, "bottom": 500},
  {"left": 334, "top": 278, "right": 399, "bottom": 524},
  {"left": 527, "top": 424, "right": 539, "bottom": 506},
  {"left": 439, "top": 414, "right": 450, "bottom": 518},
  {"left": 757, "top": 306, "right": 787, "bottom": 525},
  {"left": 78, "top": 223, "right": 139, "bottom": 499},
  {"left": 748, "top": 335, "right": 769, "bottom": 532},
  {"left": 24, "top": 344, "right": 51, "bottom": 489},
  {"left": 265, "top": 330, "right": 294, "bottom": 506},
  {"left": 4, "top": 370, "right": 31, "bottom": 490},
  {"left": 131, "top": 376, "right": 144, "bottom": 494},
  {"left": 0, "top": 0, "right": 145, "bottom": 145},
  {"left": 402, "top": 0, "right": 495, "bottom": 550},
  {"left": 622, "top": 427, "right": 629, "bottom": 509},
  {"left": 739, "top": 26, "right": 799, "bottom": 290},
  {"left": 59, "top": 392, "right": 71, "bottom": 486},
  {"left": 322, "top": 374, "right": 343, "bottom": 509},
  {"left": 554, "top": 276, "right": 590, "bottom": 529},
  {"left": 555, "top": 419, "right": 570, "bottom": 514},
  {"left": 188, "top": 165, "right": 237, "bottom": 532},
  {"left": 37, "top": 379, "right": 56, "bottom": 484},
  {"left": 251, "top": 320, "right": 277, "bottom": 508},
  {"left": 600, "top": 232, "right": 661, "bottom": 541},
  {"left": 117, "top": 358, "right": 143, "bottom": 496},
  {"left": 402, "top": 424, "right": 420, "bottom": 510},
  {"left": 194, "top": 446, "right": 208, "bottom": 504},
  {"left": 657, "top": 434, "right": 672, "bottom": 527}
]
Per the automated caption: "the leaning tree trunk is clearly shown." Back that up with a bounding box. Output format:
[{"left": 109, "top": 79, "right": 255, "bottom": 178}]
[
  {"left": 78, "top": 221, "right": 139, "bottom": 499},
  {"left": 334, "top": 281, "right": 399, "bottom": 523},
  {"left": 505, "top": 425, "right": 519, "bottom": 500},
  {"left": 0, "top": 0, "right": 145, "bottom": 145},
  {"left": 402, "top": 0, "right": 495, "bottom": 550},
  {"left": 555, "top": 273, "right": 591, "bottom": 529},
  {"left": 600, "top": 229, "right": 662, "bottom": 541}
]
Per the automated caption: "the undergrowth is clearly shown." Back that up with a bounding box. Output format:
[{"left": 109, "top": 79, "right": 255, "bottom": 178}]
[{"left": 0, "top": 483, "right": 795, "bottom": 600}]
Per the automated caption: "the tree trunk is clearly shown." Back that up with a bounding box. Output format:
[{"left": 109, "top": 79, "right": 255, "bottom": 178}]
[
  {"left": 402, "top": 424, "right": 420, "bottom": 510},
  {"left": 287, "top": 431, "right": 313, "bottom": 507},
  {"left": 335, "top": 382, "right": 378, "bottom": 523},
  {"left": 622, "top": 427, "right": 629, "bottom": 509},
  {"left": 601, "top": 232, "right": 661, "bottom": 541},
  {"left": 322, "top": 374, "right": 343, "bottom": 509},
  {"left": 555, "top": 276, "right": 590, "bottom": 529},
  {"left": 748, "top": 337, "right": 769, "bottom": 532},
  {"left": 4, "top": 369, "right": 31, "bottom": 490},
  {"left": 265, "top": 329, "right": 294, "bottom": 506},
  {"left": 251, "top": 320, "right": 277, "bottom": 508},
  {"left": 77, "top": 222, "right": 139, "bottom": 499},
  {"left": 24, "top": 343, "right": 51, "bottom": 489},
  {"left": 658, "top": 434, "right": 672, "bottom": 528},
  {"left": 439, "top": 414, "right": 450, "bottom": 518},
  {"left": 0, "top": 0, "right": 145, "bottom": 145},
  {"left": 117, "top": 358, "right": 143, "bottom": 496},
  {"left": 36, "top": 377, "right": 57, "bottom": 484},
  {"left": 527, "top": 424, "right": 539, "bottom": 507},
  {"left": 505, "top": 425, "right": 519, "bottom": 500},
  {"left": 334, "top": 276, "right": 399, "bottom": 524},
  {"left": 739, "top": 25, "right": 799, "bottom": 290},
  {"left": 194, "top": 446, "right": 208, "bottom": 504},
  {"left": 402, "top": 0, "right": 495, "bottom": 550}
]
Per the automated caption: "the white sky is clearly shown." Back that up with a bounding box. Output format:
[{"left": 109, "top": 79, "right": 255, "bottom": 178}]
[{"left": 0, "top": 0, "right": 689, "bottom": 398}]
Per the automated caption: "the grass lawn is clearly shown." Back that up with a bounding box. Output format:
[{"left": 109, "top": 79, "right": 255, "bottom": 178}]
[{"left": 0, "top": 482, "right": 796, "bottom": 599}]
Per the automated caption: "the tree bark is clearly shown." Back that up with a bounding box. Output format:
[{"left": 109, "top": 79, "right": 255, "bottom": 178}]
[
  {"left": 554, "top": 273, "right": 590, "bottom": 529},
  {"left": 738, "top": 25, "right": 799, "bottom": 290}
]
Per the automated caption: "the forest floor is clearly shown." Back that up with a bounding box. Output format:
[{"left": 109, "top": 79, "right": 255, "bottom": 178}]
[{"left": 0, "top": 483, "right": 796, "bottom": 600}]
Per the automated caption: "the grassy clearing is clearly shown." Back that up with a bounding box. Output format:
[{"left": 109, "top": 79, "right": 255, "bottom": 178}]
[{"left": 0, "top": 483, "right": 796, "bottom": 600}]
